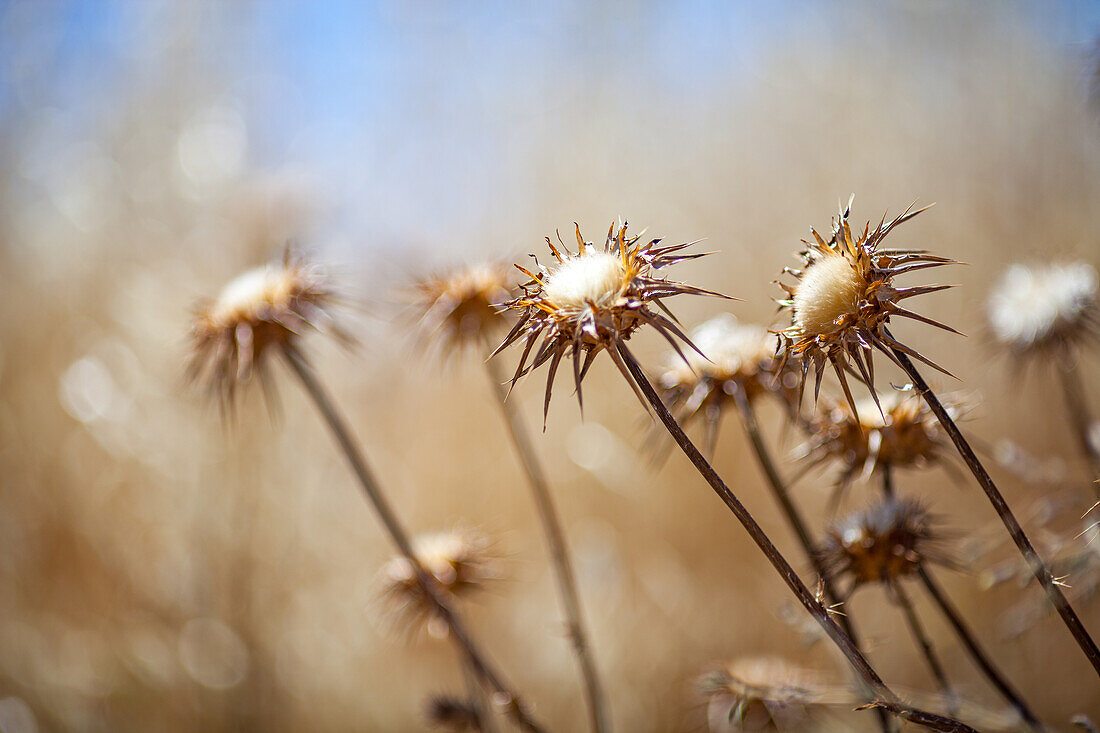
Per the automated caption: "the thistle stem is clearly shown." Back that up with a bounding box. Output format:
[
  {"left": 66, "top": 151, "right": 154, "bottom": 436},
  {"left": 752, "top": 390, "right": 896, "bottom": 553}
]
[
  {"left": 917, "top": 566, "right": 1043, "bottom": 730},
  {"left": 282, "top": 349, "right": 546, "bottom": 733},
  {"left": 485, "top": 357, "right": 610, "bottom": 733},
  {"left": 615, "top": 342, "right": 976, "bottom": 733},
  {"left": 1056, "top": 350, "right": 1100, "bottom": 486},
  {"left": 887, "top": 340, "right": 1100, "bottom": 676},
  {"left": 889, "top": 578, "right": 956, "bottom": 714},
  {"left": 731, "top": 389, "right": 893, "bottom": 733}
]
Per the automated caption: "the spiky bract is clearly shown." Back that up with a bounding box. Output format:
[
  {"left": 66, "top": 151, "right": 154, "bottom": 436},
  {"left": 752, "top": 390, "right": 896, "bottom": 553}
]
[
  {"left": 377, "top": 527, "right": 504, "bottom": 637},
  {"left": 701, "top": 656, "right": 841, "bottom": 732},
  {"left": 493, "top": 221, "right": 728, "bottom": 420},
  {"left": 188, "top": 250, "right": 347, "bottom": 408},
  {"left": 987, "top": 261, "right": 1098, "bottom": 358},
  {"left": 822, "top": 497, "right": 947, "bottom": 593},
  {"left": 413, "top": 263, "right": 513, "bottom": 356},
  {"left": 776, "top": 197, "right": 957, "bottom": 415}
]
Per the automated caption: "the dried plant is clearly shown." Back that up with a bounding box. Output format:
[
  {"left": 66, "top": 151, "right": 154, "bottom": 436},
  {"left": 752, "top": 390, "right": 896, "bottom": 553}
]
[
  {"left": 496, "top": 221, "right": 977, "bottom": 732},
  {"left": 191, "top": 254, "right": 546, "bottom": 733},
  {"left": 412, "top": 262, "right": 611, "bottom": 732},
  {"left": 377, "top": 527, "right": 505, "bottom": 638},
  {"left": 425, "top": 695, "right": 484, "bottom": 731},
  {"left": 796, "top": 389, "right": 965, "bottom": 506},
  {"left": 988, "top": 262, "right": 1100, "bottom": 481},
  {"left": 700, "top": 657, "right": 846, "bottom": 731},
  {"left": 776, "top": 199, "right": 1100, "bottom": 677}
]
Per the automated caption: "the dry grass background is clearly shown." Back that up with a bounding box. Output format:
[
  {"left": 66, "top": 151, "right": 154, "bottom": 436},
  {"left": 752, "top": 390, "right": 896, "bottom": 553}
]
[{"left": 1, "top": 1, "right": 1099, "bottom": 731}]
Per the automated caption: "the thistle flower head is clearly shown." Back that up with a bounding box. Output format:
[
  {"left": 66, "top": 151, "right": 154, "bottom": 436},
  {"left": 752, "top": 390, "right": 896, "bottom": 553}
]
[
  {"left": 412, "top": 263, "right": 514, "bottom": 356},
  {"left": 657, "top": 314, "right": 799, "bottom": 451},
  {"left": 377, "top": 527, "right": 503, "bottom": 637},
  {"left": 424, "top": 695, "right": 482, "bottom": 731},
  {"left": 987, "top": 261, "right": 1098, "bottom": 357},
  {"left": 492, "top": 221, "right": 729, "bottom": 420},
  {"left": 797, "top": 389, "right": 963, "bottom": 498},
  {"left": 188, "top": 250, "right": 346, "bottom": 408},
  {"left": 822, "top": 497, "right": 946, "bottom": 591},
  {"left": 776, "top": 197, "right": 957, "bottom": 415},
  {"left": 701, "top": 657, "right": 840, "bottom": 731}
]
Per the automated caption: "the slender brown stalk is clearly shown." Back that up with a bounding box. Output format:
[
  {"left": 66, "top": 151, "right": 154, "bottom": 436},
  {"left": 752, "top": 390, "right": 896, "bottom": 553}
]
[
  {"left": 460, "top": 654, "right": 496, "bottom": 733},
  {"left": 1056, "top": 350, "right": 1100, "bottom": 484},
  {"left": 890, "top": 578, "right": 956, "bottom": 713},
  {"left": 887, "top": 338, "right": 1100, "bottom": 676},
  {"left": 917, "top": 566, "right": 1043, "bottom": 730},
  {"left": 485, "top": 357, "right": 609, "bottom": 733},
  {"left": 282, "top": 349, "right": 546, "bottom": 733},
  {"left": 731, "top": 388, "right": 893, "bottom": 733},
  {"left": 615, "top": 342, "right": 976, "bottom": 733}
]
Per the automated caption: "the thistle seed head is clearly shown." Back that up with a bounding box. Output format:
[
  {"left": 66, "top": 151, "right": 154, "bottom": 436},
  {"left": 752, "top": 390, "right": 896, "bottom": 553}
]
[
  {"left": 377, "top": 527, "right": 503, "bottom": 637},
  {"left": 822, "top": 496, "right": 945, "bottom": 591},
  {"left": 701, "top": 656, "right": 840, "bottom": 731},
  {"left": 657, "top": 314, "right": 799, "bottom": 451},
  {"left": 776, "top": 197, "right": 958, "bottom": 416},
  {"left": 412, "top": 263, "right": 514, "bottom": 356},
  {"left": 493, "top": 221, "right": 730, "bottom": 421},
  {"left": 188, "top": 250, "right": 346, "bottom": 408},
  {"left": 987, "top": 261, "right": 1098, "bottom": 358}
]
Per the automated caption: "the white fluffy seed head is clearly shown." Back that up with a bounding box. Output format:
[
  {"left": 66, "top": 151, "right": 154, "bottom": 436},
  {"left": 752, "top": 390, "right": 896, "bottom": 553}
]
[
  {"left": 792, "top": 254, "right": 864, "bottom": 338},
  {"left": 988, "top": 262, "right": 1097, "bottom": 351},
  {"left": 678, "top": 314, "right": 772, "bottom": 374},
  {"left": 541, "top": 251, "right": 627, "bottom": 311}
]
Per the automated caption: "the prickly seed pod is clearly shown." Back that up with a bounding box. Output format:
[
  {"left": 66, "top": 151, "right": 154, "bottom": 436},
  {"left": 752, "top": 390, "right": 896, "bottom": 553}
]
[
  {"left": 492, "top": 221, "right": 730, "bottom": 421},
  {"left": 796, "top": 390, "right": 965, "bottom": 500},
  {"left": 657, "top": 314, "right": 800, "bottom": 451},
  {"left": 377, "top": 527, "right": 504, "bottom": 637},
  {"left": 821, "top": 497, "right": 948, "bottom": 593},
  {"left": 412, "top": 263, "right": 514, "bottom": 356},
  {"left": 987, "top": 261, "right": 1098, "bottom": 359},
  {"left": 775, "top": 197, "right": 958, "bottom": 416},
  {"left": 188, "top": 249, "right": 349, "bottom": 409},
  {"left": 700, "top": 656, "right": 842, "bottom": 731}
]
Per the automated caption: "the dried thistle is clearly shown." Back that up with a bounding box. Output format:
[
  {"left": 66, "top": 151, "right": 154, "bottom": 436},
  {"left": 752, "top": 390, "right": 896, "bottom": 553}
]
[
  {"left": 657, "top": 314, "right": 800, "bottom": 450},
  {"left": 822, "top": 497, "right": 949, "bottom": 594},
  {"left": 492, "top": 221, "right": 728, "bottom": 420},
  {"left": 377, "top": 527, "right": 504, "bottom": 637},
  {"left": 796, "top": 390, "right": 965, "bottom": 501},
  {"left": 775, "top": 196, "right": 957, "bottom": 415},
  {"left": 425, "top": 695, "right": 483, "bottom": 731},
  {"left": 188, "top": 249, "right": 348, "bottom": 408},
  {"left": 412, "top": 263, "right": 514, "bottom": 356},
  {"left": 701, "top": 657, "right": 844, "bottom": 731},
  {"left": 988, "top": 262, "right": 1098, "bottom": 358}
]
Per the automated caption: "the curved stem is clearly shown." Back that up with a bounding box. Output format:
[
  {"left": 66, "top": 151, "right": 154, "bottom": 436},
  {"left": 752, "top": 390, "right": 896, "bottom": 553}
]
[
  {"left": 485, "top": 358, "right": 610, "bottom": 733},
  {"left": 283, "top": 349, "right": 546, "bottom": 733},
  {"left": 1056, "top": 350, "right": 1100, "bottom": 487},
  {"left": 615, "top": 342, "right": 976, "bottom": 733},
  {"left": 917, "top": 566, "right": 1043, "bottom": 730},
  {"left": 887, "top": 341, "right": 1100, "bottom": 676},
  {"left": 732, "top": 389, "right": 893, "bottom": 733},
  {"left": 890, "top": 578, "right": 956, "bottom": 713}
]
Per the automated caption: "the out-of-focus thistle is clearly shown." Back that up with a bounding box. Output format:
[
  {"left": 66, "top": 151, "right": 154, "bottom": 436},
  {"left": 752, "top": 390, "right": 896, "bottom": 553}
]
[
  {"left": 775, "top": 196, "right": 956, "bottom": 415},
  {"left": 425, "top": 694, "right": 484, "bottom": 731},
  {"left": 796, "top": 390, "right": 964, "bottom": 506},
  {"left": 378, "top": 527, "right": 504, "bottom": 638},
  {"left": 657, "top": 314, "right": 800, "bottom": 453},
  {"left": 190, "top": 253, "right": 546, "bottom": 733},
  {"left": 492, "top": 221, "right": 728, "bottom": 420},
  {"left": 497, "top": 221, "right": 977, "bottom": 733},
  {"left": 413, "top": 263, "right": 513, "bottom": 355},
  {"left": 700, "top": 657, "right": 845, "bottom": 732},
  {"left": 413, "top": 261, "right": 611, "bottom": 733},
  {"left": 188, "top": 249, "right": 351, "bottom": 411},
  {"left": 988, "top": 262, "right": 1100, "bottom": 481},
  {"left": 777, "top": 198, "right": 1100, "bottom": 678}
]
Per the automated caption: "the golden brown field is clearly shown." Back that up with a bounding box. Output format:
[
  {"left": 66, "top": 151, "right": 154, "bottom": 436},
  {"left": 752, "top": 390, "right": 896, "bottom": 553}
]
[{"left": 1, "top": 2, "right": 1098, "bottom": 731}]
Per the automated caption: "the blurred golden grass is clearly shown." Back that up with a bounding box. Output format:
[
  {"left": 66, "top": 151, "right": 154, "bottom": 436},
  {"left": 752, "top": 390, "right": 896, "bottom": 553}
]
[{"left": 1, "top": 2, "right": 1099, "bottom": 731}]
